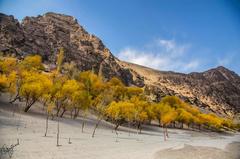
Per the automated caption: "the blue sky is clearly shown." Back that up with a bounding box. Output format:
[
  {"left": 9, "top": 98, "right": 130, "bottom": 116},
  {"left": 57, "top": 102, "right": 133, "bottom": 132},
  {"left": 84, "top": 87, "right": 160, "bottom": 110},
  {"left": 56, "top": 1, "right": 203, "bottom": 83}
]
[{"left": 0, "top": 0, "right": 240, "bottom": 74}]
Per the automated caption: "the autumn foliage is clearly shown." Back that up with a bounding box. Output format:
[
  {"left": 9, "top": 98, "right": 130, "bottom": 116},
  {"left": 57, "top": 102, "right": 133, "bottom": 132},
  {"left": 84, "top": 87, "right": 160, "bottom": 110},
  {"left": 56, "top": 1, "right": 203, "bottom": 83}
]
[{"left": 0, "top": 51, "right": 238, "bottom": 142}]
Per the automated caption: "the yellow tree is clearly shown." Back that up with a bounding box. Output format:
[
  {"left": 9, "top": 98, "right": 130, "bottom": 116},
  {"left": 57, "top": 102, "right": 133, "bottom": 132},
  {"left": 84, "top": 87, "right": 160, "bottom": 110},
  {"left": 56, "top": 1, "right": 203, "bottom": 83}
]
[
  {"left": 91, "top": 77, "right": 130, "bottom": 137},
  {"left": 153, "top": 102, "right": 178, "bottom": 140},
  {"left": 71, "top": 88, "right": 90, "bottom": 118},
  {"left": 192, "top": 115, "right": 204, "bottom": 130},
  {"left": 9, "top": 55, "right": 44, "bottom": 103},
  {"left": 7, "top": 71, "right": 17, "bottom": 97},
  {"left": 160, "top": 96, "right": 183, "bottom": 109},
  {"left": 91, "top": 85, "right": 115, "bottom": 137},
  {"left": 0, "top": 74, "right": 8, "bottom": 93},
  {"left": 0, "top": 56, "right": 17, "bottom": 95},
  {"left": 176, "top": 108, "right": 194, "bottom": 129},
  {"left": 106, "top": 101, "right": 136, "bottom": 136},
  {"left": 160, "top": 105, "right": 178, "bottom": 141},
  {"left": 126, "top": 87, "right": 143, "bottom": 99},
  {"left": 50, "top": 75, "right": 67, "bottom": 116},
  {"left": 77, "top": 71, "right": 108, "bottom": 137},
  {"left": 72, "top": 89, "right": 91, "bottom": 132},
  {"left": 130, "top": 96, "right": 148, "bottom": 134},
  {"left": 152, "top": 103, "right": 163, "bottom": 127},
  {"left": 145, "top": 103, "right": 155, "bottom": 124},
  {"left": 106, "top": 101, "right": 122, "bottom": 131},
  {"left": 121, "top": 101, "right": 136, "bottom": 136},
  {"left": 161, "top": 107, "right": 177, "bottom": 141},
  {"left": 19, "top": 55, "right": 44, "bottom": 71},
  {"left": 78, "top": 71, "right": 104, "bottom": 99},
  {"left": 222, "top": 118, "right": 234, "bottom": 130},
  {"left": 0, "top": 56, "right": 17, "bottom": 74},
  {"left": 58, "top": 79, "right": 81, "bottom": 117},
  {"left": 62, "top": 61, "right": 80, "bottom": 79},
  {"left": 19, "top": 71, "right": 53, "bottom": 112},
  {"left": 197, "top": 113, "right": 223, "bottom": 130},
  {"left": 107, "top": 77, "right": 127, "bottom": 101},
  {"left": 207, "top": 113, "right": 223, "bottom": 130}
]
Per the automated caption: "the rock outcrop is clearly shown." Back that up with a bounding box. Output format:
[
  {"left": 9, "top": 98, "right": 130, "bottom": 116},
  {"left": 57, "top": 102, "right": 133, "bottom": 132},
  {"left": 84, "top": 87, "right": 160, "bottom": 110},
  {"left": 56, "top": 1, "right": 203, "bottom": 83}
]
[{"left": 1, "top": 12, "right": 240, "bottom": 117}]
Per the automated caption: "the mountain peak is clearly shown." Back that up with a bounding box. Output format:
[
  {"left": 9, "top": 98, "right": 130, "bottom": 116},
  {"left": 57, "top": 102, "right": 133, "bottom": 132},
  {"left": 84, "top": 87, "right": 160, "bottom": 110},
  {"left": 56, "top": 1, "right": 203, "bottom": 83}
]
[
  {"left": 43, "top": 12, "right": 77, "bottom": 22},
  {"left": 204, "top": 66, "right": 239, "bottom": 81}
]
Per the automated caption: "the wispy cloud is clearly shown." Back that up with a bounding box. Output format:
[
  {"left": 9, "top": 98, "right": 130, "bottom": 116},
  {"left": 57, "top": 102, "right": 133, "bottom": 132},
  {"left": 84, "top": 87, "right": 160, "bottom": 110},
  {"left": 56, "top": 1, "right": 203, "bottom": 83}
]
[{"left": 117, "top": 38, "right": 200, "bottom": 73}]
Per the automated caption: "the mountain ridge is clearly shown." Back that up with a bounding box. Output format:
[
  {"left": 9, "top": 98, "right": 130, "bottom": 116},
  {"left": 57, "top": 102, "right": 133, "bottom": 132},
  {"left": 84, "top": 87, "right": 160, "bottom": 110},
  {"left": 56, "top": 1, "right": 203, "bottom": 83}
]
[{"left": 0, "top": 12, "right": 239, "bottom": 117}]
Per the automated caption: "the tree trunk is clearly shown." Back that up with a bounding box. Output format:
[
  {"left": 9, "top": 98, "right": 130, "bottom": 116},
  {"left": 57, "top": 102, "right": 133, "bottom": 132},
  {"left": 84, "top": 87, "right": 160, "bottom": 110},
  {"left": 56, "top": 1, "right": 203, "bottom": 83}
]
[
  {"left": 73, "top": 108, "right": 80, "bottom": 119},
  {"left": 114, "top": 123, "right": 120, "bottom": 131},
  {"left": 92, "top": 117, "right": 102, "bottom": 138},
  {"left": 81, "top": 121, "right": 85, "bottom": 133},
  {"left": 81, "top": 113, "right": 87, "bottom": 133},
  {"left": 44, "top": 113, "right": 49, "bottom": 137},
  {"left": 128, "top": 121, "right": 131, "bottom": 136},
  {"left": 9, "top": 92, "right": 20, "bottom": 104},
  {"left": 136, "top": 122, "right": 139, "bottom": 135},
  {"left": 56, "top": 116, "right": 60, "bottom": 146},
  {"left": 166, "top": 127, "right": 169, "bottom": 138},
  {"left": 24, "top": 105, "right": 31, "bottom": 112},
  {"left": 148, "top": 118, "right": 152, "bottom": 124},
  {"left": 60, "top": 108, "right": 66, "bottom": 118},
  {"left": 163, "top": 125, "right": 166, "bottom": 141},
  {"left": 51, "top": 113, "right": 54, "bottom": 120},
  {"left": 115, "top": 124, "right": 119, "bottom": 142},
  {"left": 70, "top": 110, "right": 73, "bottom": 119},
  {"left": 24, "top": 100, "right": 36, "bottom": 112},
  {"left": 139, "top": 126, "right": 142, "bottom": 134},
  {"left": 137, "top": 122, "right": 142, "bottom": 134},
  {"left": 56, "top": 107, "right": 61, "bottom": 117}
]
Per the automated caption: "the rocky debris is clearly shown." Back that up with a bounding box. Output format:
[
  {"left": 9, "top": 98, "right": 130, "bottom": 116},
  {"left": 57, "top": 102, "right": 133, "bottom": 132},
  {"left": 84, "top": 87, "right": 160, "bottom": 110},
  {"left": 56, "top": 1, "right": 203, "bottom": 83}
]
[{"left": 1, "top": 12, "right": 240, "bottom": 117}]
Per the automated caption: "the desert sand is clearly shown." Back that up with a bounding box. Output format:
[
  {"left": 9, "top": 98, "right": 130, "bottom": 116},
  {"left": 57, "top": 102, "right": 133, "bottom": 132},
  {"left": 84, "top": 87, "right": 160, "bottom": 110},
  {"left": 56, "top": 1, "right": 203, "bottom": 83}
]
[{"left": 0, "top": 95, "right": 239, "bottom": 159}]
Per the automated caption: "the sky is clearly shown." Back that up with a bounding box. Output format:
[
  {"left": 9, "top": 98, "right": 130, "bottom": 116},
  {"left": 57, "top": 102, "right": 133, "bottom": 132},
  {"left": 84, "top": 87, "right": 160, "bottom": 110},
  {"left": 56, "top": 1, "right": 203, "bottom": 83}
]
[{"left": 0, "top": 0, "right": 240, "bottom": 74}]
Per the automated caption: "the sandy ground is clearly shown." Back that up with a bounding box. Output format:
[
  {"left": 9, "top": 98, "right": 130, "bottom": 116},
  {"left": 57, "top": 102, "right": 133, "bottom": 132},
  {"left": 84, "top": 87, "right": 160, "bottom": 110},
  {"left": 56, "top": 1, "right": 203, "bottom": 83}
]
[
  {"left": 155, "top": 142, "right": 240, "bottom": 159},
  {"left": 0, "top": 95, "right": 240, "bottom": 159}
]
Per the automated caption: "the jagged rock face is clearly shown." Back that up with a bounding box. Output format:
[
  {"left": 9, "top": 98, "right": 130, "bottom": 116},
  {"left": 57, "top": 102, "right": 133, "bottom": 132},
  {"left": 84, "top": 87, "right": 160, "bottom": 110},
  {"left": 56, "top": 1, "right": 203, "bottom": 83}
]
[
  {"left": 1, "top": 12, "right": 240, "bottom": 117},
  {"left": 0, "top": 13, "right": 25, "bottom": 54},
  {"left": 0, "top": 12, "right": 133, "bottom": 85}
]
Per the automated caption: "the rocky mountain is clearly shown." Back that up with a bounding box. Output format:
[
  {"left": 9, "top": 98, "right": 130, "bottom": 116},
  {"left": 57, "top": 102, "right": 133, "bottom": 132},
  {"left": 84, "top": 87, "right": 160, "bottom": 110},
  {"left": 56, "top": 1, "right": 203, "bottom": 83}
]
[
  {"left": 119, "top": 62, "right": 240, "bottom": 116},
  {"left": 0, "top": 12, "right": 133, "bottom": 84},
  {"left": 0, "top": 12, "right": 240, "bottom": 117}
]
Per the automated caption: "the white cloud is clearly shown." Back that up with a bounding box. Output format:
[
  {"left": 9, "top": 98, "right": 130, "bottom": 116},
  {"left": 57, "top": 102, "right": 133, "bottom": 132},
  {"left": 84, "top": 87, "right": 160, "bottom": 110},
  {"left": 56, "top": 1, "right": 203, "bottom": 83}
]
[
  {"left": 117, "top": 38, "right": 200, "bottom": 73},
  {"left": 157, "top": 39, "right": 190, "bottom": 57}
]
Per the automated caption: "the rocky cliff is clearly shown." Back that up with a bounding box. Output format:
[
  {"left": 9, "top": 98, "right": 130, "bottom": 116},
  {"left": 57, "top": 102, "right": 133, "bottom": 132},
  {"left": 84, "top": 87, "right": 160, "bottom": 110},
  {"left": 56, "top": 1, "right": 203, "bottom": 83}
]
[{"left": 1, "top": 12, "right": 240, "bottom": 117}]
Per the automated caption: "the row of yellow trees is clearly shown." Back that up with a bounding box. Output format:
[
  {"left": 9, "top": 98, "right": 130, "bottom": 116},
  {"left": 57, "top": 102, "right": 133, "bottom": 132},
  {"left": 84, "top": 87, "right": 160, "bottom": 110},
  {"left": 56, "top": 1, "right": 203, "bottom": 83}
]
[{"left": 0, "top": 51, "right": 238, "bottom": 143}]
